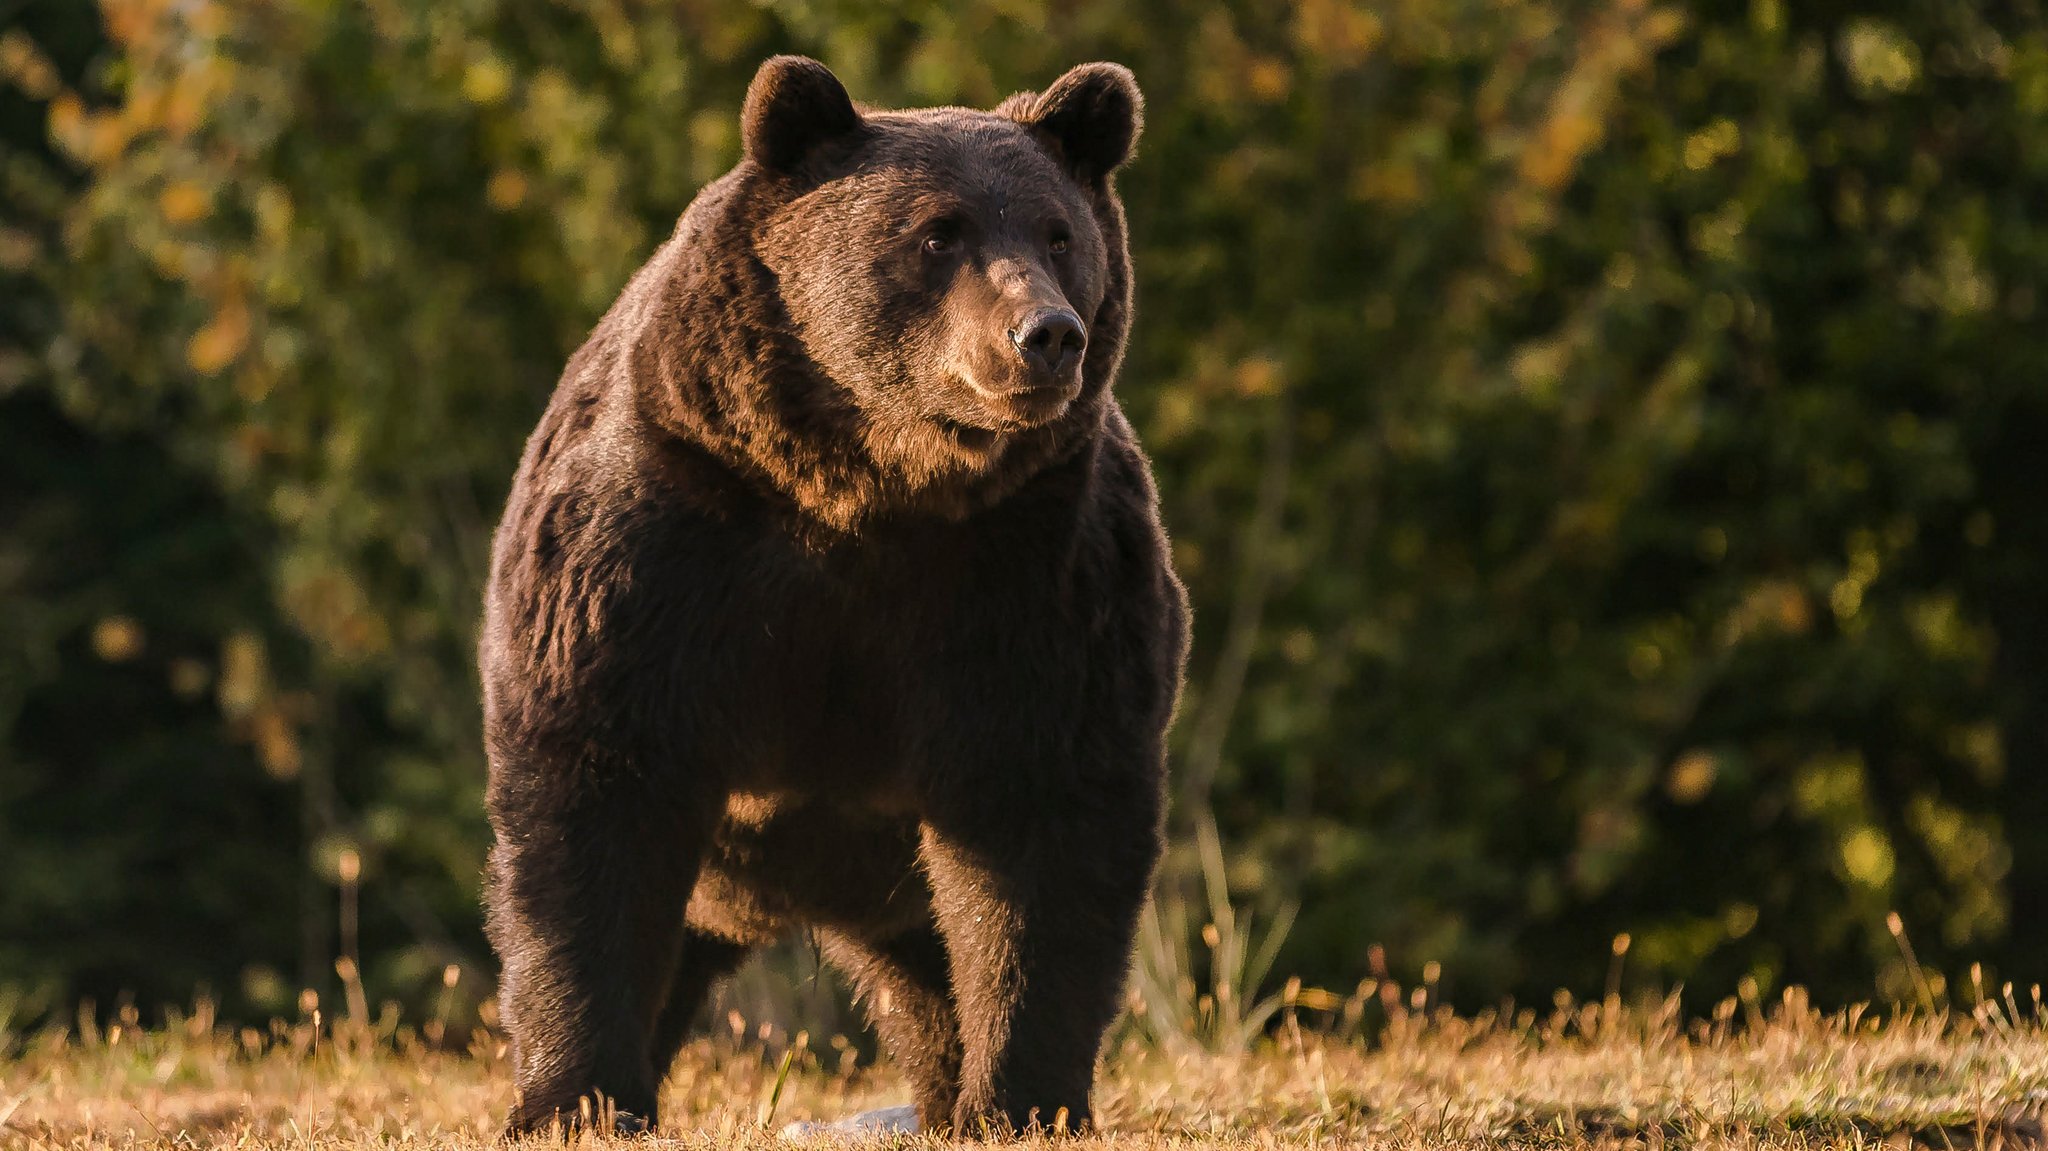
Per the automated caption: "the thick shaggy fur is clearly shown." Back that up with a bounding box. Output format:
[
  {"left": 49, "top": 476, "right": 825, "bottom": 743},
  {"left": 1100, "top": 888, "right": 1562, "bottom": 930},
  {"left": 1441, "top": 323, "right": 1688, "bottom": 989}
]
[{"left": 479, "top": 56, "right": 1188, "bottom": 1137}]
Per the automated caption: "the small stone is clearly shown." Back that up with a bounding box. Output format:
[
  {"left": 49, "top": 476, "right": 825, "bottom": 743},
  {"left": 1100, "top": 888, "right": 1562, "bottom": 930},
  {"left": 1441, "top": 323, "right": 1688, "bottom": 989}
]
[{"left": 781, "top": 1104, "right": 921, "bottom": 1139}]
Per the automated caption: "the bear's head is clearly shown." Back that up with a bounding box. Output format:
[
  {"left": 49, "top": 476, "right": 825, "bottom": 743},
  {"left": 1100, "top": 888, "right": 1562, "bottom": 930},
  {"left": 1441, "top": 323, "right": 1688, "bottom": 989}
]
[{"left": 647, "top": 57, "right": 1143, "bottom": 529}]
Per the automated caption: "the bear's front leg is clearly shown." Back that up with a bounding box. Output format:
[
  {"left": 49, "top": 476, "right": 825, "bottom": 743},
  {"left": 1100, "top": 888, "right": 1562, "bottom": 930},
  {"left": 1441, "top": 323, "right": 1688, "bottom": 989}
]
[
  {"left": 919, "top": 764, "right": 1163, "bottom": 1136},
  {"left": 486, "top": 771, "right": 713, "bottom": 1136}
]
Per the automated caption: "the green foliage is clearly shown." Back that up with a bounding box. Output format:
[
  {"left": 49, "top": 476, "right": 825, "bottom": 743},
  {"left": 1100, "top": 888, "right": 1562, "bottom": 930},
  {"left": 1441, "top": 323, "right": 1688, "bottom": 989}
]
[
  {"left": 3, "top": 0, "right": 2046, "bottom": 1021},
  {"left": 1130, "top": 813, "right": 1298, "bottom": 1054}
]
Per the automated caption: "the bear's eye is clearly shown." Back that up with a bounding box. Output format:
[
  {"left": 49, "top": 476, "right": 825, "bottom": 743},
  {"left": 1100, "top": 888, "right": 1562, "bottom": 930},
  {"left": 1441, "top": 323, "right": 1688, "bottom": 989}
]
[
  {"left": 921, "top": 221, "right": 962, "bottom": 256},
  {"left": 1049, "top": 234, "right": 1070, "bottom": 256}
]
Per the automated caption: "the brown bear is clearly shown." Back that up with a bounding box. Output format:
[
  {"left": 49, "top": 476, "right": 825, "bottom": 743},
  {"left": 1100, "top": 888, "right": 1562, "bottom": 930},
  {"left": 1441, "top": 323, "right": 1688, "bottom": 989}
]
[{"left": 479, "top": 55, "right": 1188, "bottom": 1137}]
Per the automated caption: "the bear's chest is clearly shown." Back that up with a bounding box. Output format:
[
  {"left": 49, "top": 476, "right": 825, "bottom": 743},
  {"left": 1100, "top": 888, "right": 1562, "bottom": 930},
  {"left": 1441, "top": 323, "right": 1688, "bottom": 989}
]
[{"left": 668, "top": 512, "right": 1093, "bottom": 797}]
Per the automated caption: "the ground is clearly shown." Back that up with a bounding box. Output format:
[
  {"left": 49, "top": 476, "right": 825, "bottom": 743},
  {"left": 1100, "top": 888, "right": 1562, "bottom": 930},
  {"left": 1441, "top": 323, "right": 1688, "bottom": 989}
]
[{"left": 4, "top": 989, "right": 2043, "bottom": 1150}]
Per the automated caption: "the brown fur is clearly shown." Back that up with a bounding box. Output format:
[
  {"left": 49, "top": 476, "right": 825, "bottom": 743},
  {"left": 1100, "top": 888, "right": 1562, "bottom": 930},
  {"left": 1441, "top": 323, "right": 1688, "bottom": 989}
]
[{"left": 479, "top": 56, "right": 1188, "bottom": 1137}]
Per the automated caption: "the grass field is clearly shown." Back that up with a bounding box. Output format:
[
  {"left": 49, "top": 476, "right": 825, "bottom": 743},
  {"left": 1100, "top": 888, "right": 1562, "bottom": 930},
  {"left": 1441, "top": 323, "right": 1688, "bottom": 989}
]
[{"left": 4, "top": 983, "right": 2044, "bottom": 1151}]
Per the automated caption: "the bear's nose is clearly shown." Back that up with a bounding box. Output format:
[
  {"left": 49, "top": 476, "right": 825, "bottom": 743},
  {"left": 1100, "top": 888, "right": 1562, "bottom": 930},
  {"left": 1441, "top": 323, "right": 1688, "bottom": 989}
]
[{"left": 1010, "top": 308, "right": 1086, "bottom": 381}]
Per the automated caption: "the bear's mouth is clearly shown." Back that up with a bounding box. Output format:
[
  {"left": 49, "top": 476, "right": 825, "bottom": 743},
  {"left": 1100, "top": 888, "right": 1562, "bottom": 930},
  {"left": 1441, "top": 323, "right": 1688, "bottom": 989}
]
[{"left": 950, "top": 367, "right": 1078, "bottom": 430}]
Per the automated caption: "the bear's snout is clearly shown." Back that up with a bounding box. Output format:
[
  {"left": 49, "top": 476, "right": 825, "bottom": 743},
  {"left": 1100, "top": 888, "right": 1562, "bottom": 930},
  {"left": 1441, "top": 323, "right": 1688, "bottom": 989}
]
[
  {"left": 1009, "top": 306, "right": 1086, "bottom": 385},
  {"left": 949, "top": 303, "right": 1089, "bottom": 430}
]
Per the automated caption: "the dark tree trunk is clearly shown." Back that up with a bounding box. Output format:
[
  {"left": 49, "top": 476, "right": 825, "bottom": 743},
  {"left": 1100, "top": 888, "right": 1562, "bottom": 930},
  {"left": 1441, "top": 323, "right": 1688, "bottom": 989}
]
[{"left": 1982, "top": 410, "right": 2048, "bottom": 984}]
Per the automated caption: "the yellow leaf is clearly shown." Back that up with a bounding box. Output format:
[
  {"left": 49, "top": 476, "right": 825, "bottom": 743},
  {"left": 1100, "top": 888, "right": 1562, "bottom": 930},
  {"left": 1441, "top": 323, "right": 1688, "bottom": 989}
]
[
  {"left": 1293, "top": 0, "right": 1382, "bottom": 69},
  {"left": 47, "top": 93, "right": 83, "bottom": 151},
  {"left": 464, "top": 57, "right": 512, "bottom": 105},
  {"left": 254, "top": 708, "right": 302, "bottom": 780},
  {"left": 1666, "top": 750, "right": 1719, "bottom": 803},
  {"left": 0, "top": 226, "right": 37, "bottom": 271},
  {"left": 1522, "top": 111, "right": 1602, "bottom": 192},
  {"left": 217, "top": 630, "right": 267, "bottom": 720},
  {"left": 1233, "top": 356, "right": 1285, "bottom": 397},
  {"left": 1247, "top": 57, "right": 1292, "bottom": 103},
  {"left": 92, "top": 615, "right": 145, "bottom": 662},
  {"left": 159, "top": 180, "right": 212, "bottom": 224},
  {"left": 486, "top": 168, "right": 527, "bottom": 210},
  {"left": 187, "top": 297, "right": 250, "bottom": 374},
  {"left": 0, "top": 30, "right": 62, "bottom": 99}
]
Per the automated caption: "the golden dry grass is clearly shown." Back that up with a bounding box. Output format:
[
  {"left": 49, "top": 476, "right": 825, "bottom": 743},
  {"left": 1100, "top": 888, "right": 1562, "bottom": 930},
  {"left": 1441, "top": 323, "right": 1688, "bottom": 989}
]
[{"left": 3, "top": 990, "right": 2044, "bottom": 1151}]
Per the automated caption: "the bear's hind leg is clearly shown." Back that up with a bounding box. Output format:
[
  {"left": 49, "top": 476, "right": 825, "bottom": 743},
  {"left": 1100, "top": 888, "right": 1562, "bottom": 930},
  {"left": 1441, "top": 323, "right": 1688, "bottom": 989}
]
[
  {"left": 822, "top": 922, "right": 963, "bottom": 1131},
  {"left": 486, "top": 784, "right": 713, "bottom": 1135},
  {"left": 646, "top": 930, "right": 751, "bottom": 1089}
]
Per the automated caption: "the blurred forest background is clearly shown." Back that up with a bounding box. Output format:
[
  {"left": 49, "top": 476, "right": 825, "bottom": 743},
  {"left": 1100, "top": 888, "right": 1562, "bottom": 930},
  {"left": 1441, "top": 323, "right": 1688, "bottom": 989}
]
[{"left": 3, "top": 0, "right": 2046, "bottom": 1034}]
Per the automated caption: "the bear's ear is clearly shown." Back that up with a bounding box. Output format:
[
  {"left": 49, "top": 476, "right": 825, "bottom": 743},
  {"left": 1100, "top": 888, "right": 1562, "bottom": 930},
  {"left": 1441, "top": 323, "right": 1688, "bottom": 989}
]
[
  {"left": 1011, "top": 62, "right": 1143, "bottom": 182},
  {"left": 742, "top": 55, "right": 862, "bottom": 173}
]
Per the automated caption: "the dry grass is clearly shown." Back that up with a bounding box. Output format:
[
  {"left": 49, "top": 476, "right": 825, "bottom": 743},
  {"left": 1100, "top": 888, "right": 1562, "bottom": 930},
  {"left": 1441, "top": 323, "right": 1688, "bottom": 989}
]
[{"left": 4, "top": 986, "right": 2045, "bottom": 1151}]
